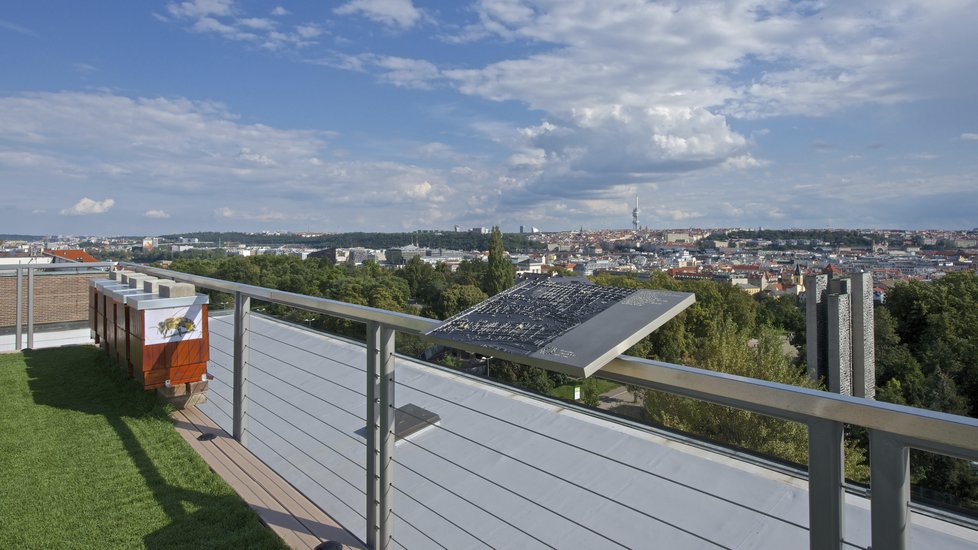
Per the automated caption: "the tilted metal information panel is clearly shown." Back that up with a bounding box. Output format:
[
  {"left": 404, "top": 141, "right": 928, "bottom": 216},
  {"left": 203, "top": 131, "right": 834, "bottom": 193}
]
[{"left": 425, "top": 277, "right": 695, "bottom": 378}]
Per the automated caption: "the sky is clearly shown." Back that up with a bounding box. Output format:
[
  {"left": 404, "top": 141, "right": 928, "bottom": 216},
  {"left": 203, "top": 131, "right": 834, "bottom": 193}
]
[{"left": 1, "top": 0, "right": 977, "bottom": 236}]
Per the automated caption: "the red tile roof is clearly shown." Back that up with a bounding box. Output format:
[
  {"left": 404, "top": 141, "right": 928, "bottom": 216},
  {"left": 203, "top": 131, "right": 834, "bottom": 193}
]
[
  {"left": 822, "top": 263, "right": 844, "bottom": 275},
  {"left": 43, "top": 249, "right": 99, "bottom": 263}
]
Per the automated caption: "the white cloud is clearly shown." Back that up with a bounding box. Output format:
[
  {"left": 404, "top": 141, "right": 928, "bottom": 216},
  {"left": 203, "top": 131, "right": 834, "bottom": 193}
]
[
  {"left": 721, "top": 155, "right": 768, "bottom": 170},
  {"left": 416, "top": 0, "right": 978, "bottom": 205},
  {"left": 215, "top": 206, "right": 286, "bottom": 221},
  {"left": 0, "top": 91, "right": 489, "bottom": 231},
  {"left": 237, "top": 17, "right": 275, "bottom": 31},
  {"left": 406, "top": 180, "right": 432, "bottom": 198},
  {"left": 295, "top": 24, "right": 324, "bottom": 39},
  {"left": 238, "top": 148, "right": 276, "bottom": 166},
  {"left": 722, "top": 202, "right": 744, "bottom": 217},
  {"left": 446, "top": 1, "right": 974, "bottom": 118},
  {"left": 166, "top": 0, "right": 234, "bottom": 19},
  {"left": 72, "top": 63, "right": 97, "bottom": 74},
  {"left": 61, "top": 197, "right": 115, "bottom": 215},
  {"left": 144, "top": 209, "right": 171, "bottom": 219},
  {"left": 651, "top": 207, "right": 703, "bottom": 222},
  {"left": 164, "top": 0, "right": 321, "bottom": 50},
  {"left": 961, "top": 133, "right": 978, "bottom": 141},
  {"left": 418, "top": 142, "right": 452, "bottom": 157},
  {"left": 580, "top": 199, "right": 629, "bottom": 216},
  {"left": 0, "top": 18, "right": 38, "bottom": 37},
  {"left": 372, "top": 56, "right": 440, "bottom": 88},
  {"left": 334, "top": 0, "right": 422, "bottom": 29},
  {"left": 320, "top": 54, "right": 441, "bottom": 89}
]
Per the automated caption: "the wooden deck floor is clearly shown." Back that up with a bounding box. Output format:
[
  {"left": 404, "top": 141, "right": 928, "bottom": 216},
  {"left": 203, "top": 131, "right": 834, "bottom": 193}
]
[{"left": 173, "top": 407, "right": 365, "bottom": 550}]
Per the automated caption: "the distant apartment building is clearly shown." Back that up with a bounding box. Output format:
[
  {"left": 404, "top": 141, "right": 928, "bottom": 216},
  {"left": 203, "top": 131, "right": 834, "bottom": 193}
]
[
  {"left": 666, "top": 232, "right": 695, "bottom": 243},
  {"left": 385, "top": 245, "right": 425, "bottom": 265}
]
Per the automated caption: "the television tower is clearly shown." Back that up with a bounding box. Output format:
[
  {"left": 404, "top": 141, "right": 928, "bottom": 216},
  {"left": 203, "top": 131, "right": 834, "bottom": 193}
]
[{"left": 632, "top": 194, "right": 640, "bottom": 231}]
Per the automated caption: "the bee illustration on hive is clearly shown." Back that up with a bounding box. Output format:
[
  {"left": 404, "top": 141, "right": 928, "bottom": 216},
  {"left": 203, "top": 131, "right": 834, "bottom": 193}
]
[{"left": 157, "top": 316, "right": 197, "bottom": 338}]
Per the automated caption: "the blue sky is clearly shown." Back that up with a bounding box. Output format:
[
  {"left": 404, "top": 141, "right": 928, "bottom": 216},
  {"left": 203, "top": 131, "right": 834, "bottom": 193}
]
[{"left": 1, "top": 0, "right": 977, "bottom": 235}]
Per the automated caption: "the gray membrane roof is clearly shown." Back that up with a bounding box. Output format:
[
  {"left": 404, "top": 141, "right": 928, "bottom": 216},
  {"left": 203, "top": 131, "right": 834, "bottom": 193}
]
[{"left": 198, "top": 313, "right": 978, "bottom": 549}]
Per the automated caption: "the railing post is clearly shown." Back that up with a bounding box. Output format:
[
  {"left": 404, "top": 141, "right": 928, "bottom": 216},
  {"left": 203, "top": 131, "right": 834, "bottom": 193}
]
[
  {"left": 365, "top": 321, "right": 381, "bottom": 550},
  {"left": 233, "top": 292, "right": 251, "bottom": 445},
  {"left": 26, "top": 267, "right": 35, "bottom": 349},
  {"left": 378, "top": 327, "right": 396, "bottom": 550},
  {"left": 15, "top": 267, "right": 23, "bottom": 351},
  {"left": 870, "top": 430, "right": 910, "bottom": 550},
  {"left": 808, "top": 418, "right": 845, "bottom": 550}
]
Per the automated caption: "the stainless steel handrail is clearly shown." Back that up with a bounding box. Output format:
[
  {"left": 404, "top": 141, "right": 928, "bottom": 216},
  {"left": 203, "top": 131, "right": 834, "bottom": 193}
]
[
  {"left": 600, "top": 355, "right": 978, "bottom": 460},
  {"left": 125, "top": 263, "right": 438, "bottom": 334}
]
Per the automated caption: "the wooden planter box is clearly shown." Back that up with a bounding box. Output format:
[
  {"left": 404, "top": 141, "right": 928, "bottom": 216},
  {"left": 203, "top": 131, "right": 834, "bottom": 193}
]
[
  {"left": 105, "top": 275, "right": 159, "bottom": 376},
  {"left": 93, "top": 272, "right": 132, "bottom": 352},
  {"left": 96, "top": 281, "right": 129, "bottom": 356},
  {"left": 105, "top": 288, "right": 154, "bottom": 377}
]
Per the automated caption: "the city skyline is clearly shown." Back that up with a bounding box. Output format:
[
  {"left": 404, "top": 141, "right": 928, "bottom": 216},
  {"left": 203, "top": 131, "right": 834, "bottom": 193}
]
[{"left": 1, "top": 1, "right": 977, "bottom": 235}]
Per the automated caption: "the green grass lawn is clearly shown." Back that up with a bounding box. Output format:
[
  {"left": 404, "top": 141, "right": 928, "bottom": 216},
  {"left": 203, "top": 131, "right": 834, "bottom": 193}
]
[
  {"left": 549, "top": 378, "right": 622, "bottom": 400},
  {"left": 0, "top": 346, "right": 288, "bottom": 550}
]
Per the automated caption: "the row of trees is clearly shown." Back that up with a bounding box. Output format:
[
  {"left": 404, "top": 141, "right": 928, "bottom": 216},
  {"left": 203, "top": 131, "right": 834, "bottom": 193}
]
[{"left": 166, "top": 227, "right": 514, "bottom": 346}]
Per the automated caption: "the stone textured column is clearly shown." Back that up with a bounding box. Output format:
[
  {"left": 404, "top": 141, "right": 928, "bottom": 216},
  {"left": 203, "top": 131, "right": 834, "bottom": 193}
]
[
  {"left": 827, "top": 287, "right": 852, "bottom": 396},
  {"left": 850, "top": 272, "right": 876, "bottom": 398},
  {"left": 805, "top": 274, "right": 829, "bottom": 383}
]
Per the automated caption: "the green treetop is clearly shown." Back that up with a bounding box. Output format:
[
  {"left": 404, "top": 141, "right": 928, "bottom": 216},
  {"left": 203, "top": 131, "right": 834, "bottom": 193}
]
[{"left": 482, "top": 226, "right": 514, "bottom": 296}]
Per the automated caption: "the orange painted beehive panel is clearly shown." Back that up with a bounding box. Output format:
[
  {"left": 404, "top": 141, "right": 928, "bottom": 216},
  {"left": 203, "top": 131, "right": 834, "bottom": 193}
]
[{"left": 130, "top": 305, "right": 209, "bottom": 390}]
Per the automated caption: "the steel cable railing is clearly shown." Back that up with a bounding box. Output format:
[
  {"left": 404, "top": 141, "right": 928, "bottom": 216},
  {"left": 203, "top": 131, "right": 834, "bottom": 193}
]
[
  {"left": 392, "top": 396, "right": 732, "bottom": 549},
  {"left": 247, "top": 344, "right": 367, "bottom": 399},
  {"left": 246, "top": 401, "right": 367, "bottom": 495},
  {"left": 207, "top": 319, "right": 372, "bottom": 526},
  {"left": 246, "top": 422, "right": 365, "bottom": 521},
  {"left": 393, "top": 377, "right": 809, "bottom": 532},
  {"left": 247, "top": 384, "right": 366, "bottom": 466},
  {"left": 390, "top": 508, "right": 450, "bottom": 550},
  {"left": 391, "top": 489, "right": 488, "bottom": 549},
  {"left": 391, "top": 455, "right": 559, "bottom": 549}
]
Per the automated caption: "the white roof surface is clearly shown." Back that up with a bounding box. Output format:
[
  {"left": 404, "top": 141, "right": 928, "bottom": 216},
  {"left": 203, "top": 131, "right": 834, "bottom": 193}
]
[{"left": 198, "top": 314, "right": 978, "bottom": 549}]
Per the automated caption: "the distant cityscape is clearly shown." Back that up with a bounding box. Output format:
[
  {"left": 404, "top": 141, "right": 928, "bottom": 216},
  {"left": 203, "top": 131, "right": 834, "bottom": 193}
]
[{"left": 3, "top": 225, "right": 978, "bottom": 303}]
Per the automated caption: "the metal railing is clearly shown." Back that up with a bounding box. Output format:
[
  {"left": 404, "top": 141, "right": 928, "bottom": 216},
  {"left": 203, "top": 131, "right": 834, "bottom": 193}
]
[
  {"left": 120, "top": 263, "right": 978, "bottom": 550},
  {"left": 2, "top": 262, "right": 115, "bottom": 351}
]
